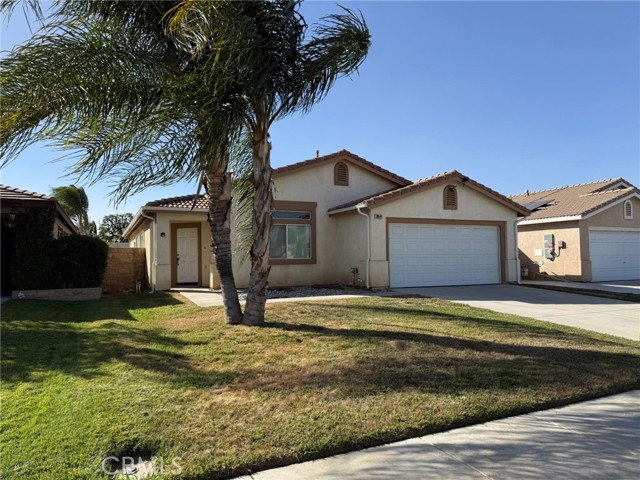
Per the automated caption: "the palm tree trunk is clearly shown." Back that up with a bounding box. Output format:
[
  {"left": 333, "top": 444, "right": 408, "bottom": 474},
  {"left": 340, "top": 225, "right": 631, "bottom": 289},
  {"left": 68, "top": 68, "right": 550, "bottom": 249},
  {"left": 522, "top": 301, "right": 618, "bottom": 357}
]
[
  {"left": 244, "top": 121, "right": 272, "bottom": 326},
  {"left": 206, "top": 165, "right": 243, "bottom": 325}
]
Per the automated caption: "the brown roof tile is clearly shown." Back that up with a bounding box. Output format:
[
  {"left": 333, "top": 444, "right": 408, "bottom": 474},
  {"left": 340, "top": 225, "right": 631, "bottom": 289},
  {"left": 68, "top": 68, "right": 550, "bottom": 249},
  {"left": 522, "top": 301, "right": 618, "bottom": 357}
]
[
  {"left": 0, "top": 184, "right": 52, "bottom": 201},
  {"left": 328, "top": 170, "right": 530, "bottom": 216},
  {"left": 273, "top": 149, "right": 412, "bottom": 186},
  {"left": 510, "top": 178, "right": 638, "bottom": 220},
  {"left": 146, "top": 194, "right": 208, "bottom": 209}
]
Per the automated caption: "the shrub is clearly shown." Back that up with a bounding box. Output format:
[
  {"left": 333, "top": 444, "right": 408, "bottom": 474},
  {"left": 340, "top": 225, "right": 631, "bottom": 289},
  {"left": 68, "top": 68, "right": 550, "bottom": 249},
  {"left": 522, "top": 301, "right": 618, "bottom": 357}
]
[
  {"left": 55, "top": 235, "right": 109, "bottom": 288},
  {"left": 11, "top": 208, "right": 109, "bottom": 290},
  {"left": 11, "top": 207, "right": 56, "bottom": 290}
]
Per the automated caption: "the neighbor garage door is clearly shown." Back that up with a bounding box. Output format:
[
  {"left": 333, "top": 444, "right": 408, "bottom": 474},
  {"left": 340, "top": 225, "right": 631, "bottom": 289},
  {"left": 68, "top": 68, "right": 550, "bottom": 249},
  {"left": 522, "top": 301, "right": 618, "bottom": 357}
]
[
  {"left": 389, "top": 223, "right": 501, "bottom": 287},
  {"left": 590, "top": 230, "right": 640, "bottom": 281}
]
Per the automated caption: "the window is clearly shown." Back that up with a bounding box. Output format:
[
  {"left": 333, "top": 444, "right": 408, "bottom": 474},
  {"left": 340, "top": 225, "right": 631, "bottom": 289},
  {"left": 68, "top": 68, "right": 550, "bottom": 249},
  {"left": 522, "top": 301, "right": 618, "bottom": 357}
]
[
  {"left": 270, "top": 201, "right": 317, "bottom": 264},
  {"left": 334, "top": 162, "right": 349, "bottom": 186},
  {"left": 443, "top": 185, "right": 457, "bottom": 210},
  {"left": 624, "top": 200, "right": 633, "bottom": 219}
]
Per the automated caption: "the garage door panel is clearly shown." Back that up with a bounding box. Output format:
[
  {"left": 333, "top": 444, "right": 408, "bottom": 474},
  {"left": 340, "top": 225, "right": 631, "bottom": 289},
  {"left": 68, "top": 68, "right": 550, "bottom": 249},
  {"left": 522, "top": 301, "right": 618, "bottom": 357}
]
[
  {"left": 389, "top": 224, "right": 500, "bottom": 287},
  {"left": 590, "top": 230, "right": 640, "bottom": 281}
]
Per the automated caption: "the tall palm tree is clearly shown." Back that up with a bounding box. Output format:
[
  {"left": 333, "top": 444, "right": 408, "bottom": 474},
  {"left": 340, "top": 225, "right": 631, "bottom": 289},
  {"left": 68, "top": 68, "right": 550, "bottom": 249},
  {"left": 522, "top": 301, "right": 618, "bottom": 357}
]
[
  {"left": 1, "top": 0, "right": 246, "bottom": 323},
  {"left": 171, "top": 1, "right": 371, "bottom": 324},
  {"left": 51, "top": 185, "right": 91, "bottom": 235}
]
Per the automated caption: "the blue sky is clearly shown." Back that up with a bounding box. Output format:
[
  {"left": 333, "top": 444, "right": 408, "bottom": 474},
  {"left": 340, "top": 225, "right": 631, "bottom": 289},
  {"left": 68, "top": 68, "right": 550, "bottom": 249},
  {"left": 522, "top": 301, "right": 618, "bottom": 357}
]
[{"left": 1, "top": 0, "right": 639, "bottom": 224}]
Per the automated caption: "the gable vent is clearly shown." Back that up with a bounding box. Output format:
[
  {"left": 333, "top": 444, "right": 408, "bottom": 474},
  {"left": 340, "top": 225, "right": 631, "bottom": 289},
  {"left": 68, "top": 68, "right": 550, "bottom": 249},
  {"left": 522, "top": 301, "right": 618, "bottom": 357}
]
[
  {"left": 334, "top": 162, "right": 349, "bottom": 186},
  {"left": 624, "top": 200, "right": 633, "bottom": 219},
  {"left": 443, "top": 185, "right": 458, "bottom": 210}
]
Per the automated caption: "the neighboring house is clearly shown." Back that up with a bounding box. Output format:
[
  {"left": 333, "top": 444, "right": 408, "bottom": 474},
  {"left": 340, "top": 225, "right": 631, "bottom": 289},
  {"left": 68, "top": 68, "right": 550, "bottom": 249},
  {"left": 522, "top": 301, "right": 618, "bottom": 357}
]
[
  {"left": 124, "top": 150, "right": 529, "bottom": 291},
  {"left": 512, "top": 178, "right": 640, "bottom": 282},
  {"left": 0, "top": 184, "right": 78, "bottom": 294}
]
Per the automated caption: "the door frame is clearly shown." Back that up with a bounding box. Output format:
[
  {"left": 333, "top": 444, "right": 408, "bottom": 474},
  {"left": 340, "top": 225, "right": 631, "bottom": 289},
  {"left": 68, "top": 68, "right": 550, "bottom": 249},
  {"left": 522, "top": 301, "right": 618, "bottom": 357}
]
[
  {"left": 171, "top": 223, "right": 202, "bottom": 286},
  {"left": 386, "top": 218, "right": 507, "bottom": 286}
]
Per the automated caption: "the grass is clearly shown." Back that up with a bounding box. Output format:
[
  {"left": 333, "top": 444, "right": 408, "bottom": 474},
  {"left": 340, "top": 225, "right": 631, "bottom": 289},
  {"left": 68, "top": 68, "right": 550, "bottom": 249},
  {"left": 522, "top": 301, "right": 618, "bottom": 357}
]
[
  {"left": 2, "top": 294, "right": 639, "bottom": 479},
  {"left": 521, "top": 283, "right": 640, "bottom": 303}
]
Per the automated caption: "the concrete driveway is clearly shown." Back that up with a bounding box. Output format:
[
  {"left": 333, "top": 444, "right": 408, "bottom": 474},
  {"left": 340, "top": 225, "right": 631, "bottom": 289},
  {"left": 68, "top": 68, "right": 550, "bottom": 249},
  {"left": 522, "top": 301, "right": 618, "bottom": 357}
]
[{"left": 391, "top": 284, "right": 640, "bottom": 341}]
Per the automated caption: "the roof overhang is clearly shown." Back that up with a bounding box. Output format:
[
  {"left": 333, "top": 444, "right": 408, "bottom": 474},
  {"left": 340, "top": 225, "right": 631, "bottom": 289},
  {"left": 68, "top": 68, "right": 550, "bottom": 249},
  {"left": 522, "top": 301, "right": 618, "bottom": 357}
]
[{"left": 123, "top": 205, "right": 208, "bottom": 240}]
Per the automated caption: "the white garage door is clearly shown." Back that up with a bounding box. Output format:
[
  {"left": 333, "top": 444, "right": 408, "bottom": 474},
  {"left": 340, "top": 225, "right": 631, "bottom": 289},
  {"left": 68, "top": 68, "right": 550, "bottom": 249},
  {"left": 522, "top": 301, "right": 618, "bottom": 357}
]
[
  {"left": 590, "top": 230, "right": 640, "bottom": 281},
  {"left": 389, "top": 223, "right": 501, "bottom": 287}
]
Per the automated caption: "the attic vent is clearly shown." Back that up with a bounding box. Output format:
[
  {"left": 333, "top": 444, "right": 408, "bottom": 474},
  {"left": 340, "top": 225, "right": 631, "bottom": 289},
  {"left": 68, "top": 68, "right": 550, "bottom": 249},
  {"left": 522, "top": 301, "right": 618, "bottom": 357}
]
[
  {"left": 624, "top": 200, "right": 633, "bottom": 219},
  {"left": 334, "top": 162, "right": 349, "bottom": 186},
  {"left": 443, "top": 185, "right": 457, "bottom": 210}
]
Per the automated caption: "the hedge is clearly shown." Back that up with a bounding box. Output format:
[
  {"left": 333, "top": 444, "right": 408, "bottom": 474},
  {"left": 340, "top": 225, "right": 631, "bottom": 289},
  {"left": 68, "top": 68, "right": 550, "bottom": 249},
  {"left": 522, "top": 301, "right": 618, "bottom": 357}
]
[{"left": 11, "top": 207, "right": 109, "bottom": 290}]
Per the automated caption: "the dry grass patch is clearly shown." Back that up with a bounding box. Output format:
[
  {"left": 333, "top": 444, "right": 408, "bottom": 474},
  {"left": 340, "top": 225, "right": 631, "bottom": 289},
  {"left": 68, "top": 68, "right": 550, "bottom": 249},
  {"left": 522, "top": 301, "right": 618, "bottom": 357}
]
[{"left": 2, "top": 294, "right": 639, "bottom": 479}]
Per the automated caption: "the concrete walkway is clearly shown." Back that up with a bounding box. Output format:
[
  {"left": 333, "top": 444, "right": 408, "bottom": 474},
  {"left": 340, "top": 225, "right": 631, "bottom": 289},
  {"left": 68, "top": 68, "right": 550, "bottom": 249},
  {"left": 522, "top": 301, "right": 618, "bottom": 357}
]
[
  {"left": 523, "top": 279, "right": 640, "bottom": 296},
  {"left": 236, "top": 390, "right": 639, "bottom": 480},
  {"left": 173, "top": 288, "right": 368, "bottom": 307},
  {"left": 392, "top": 284, "right": 640, "bottom": 341}
]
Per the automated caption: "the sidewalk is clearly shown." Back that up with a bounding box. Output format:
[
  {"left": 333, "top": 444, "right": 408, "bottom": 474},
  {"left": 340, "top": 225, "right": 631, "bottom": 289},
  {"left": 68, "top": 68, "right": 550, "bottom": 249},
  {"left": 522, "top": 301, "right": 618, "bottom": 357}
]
[
  {"left": 235, "top": 390, "right": 640, "bottom": 479},
  {"left": 522, "top": 280, "right": 640, "bottom": 296}
]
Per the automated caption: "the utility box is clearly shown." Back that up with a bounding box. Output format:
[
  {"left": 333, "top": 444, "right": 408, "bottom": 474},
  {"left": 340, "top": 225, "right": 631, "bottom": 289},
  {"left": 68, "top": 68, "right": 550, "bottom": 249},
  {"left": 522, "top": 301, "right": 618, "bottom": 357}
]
[{"left": 544, "top": 234, "right": 555, "bottom": 260}]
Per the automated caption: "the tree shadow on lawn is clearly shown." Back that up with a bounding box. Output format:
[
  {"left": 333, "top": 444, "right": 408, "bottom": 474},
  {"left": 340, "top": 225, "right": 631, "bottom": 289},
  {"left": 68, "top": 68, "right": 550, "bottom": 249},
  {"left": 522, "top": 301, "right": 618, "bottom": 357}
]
[
  {"left": 1, "top": 298, "right": 232, "bottom": 386},
  {"left": 255, "top": 319, "right": 640, "bottom": 400},
  {"left": 1, "top": 293, "right": 184, "bottom": 323},
  {"left": 290, "top": 300, "right": 635, "bottom": 347}
]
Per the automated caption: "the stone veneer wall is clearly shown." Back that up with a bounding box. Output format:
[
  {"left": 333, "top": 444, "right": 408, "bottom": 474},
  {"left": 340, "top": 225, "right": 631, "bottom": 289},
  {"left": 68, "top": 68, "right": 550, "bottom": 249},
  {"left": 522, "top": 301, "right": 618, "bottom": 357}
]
[{"left": 102, "top": 247, "right": 148, "bottom": 294}]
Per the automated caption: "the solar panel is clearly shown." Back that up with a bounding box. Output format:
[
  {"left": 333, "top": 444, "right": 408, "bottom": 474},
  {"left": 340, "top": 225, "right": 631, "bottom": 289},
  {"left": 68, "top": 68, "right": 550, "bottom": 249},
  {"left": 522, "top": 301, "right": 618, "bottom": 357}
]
[{"left": 522, "top": 199, "right": 553, "bottom": 211}]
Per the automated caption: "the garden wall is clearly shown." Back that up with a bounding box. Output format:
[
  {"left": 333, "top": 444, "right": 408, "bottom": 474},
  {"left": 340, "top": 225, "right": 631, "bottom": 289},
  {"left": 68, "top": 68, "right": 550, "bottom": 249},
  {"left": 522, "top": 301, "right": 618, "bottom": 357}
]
[{"left": 102, "top": 247, "right": 148, "bottom": 294}]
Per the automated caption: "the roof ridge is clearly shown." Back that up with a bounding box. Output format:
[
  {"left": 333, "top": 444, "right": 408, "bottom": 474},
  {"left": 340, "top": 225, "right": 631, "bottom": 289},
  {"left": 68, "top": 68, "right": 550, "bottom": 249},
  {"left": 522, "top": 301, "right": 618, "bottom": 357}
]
[
  {"left": 0, "top": 184, "right": 51, "bottom": 199},
  {"left": 512, "top": 177, "right": 623, "bottom": 197},
  {"left": 273, "top": 149, "right": 412, "bottom": 186}
]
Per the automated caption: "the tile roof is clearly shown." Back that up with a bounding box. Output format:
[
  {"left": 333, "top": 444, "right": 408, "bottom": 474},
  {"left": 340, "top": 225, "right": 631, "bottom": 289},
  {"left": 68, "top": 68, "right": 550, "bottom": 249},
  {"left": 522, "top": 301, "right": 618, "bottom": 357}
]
[
  {"left": 273, "top": 149, "right": 412, "bottom": 186},
  {"left": 510, "top": 178, "right": 638, "bottom": 221},
  {"left": 0, "top": 184, "right": 52, "bottom": 201},
  {"left": 329, "top": 170, "right": 530, "bottom": 216},
  {"left": 145, "top": 194, "right": 208, "bottom": 209},
  {"left": 0, "top": 184, "right": 78, "bottom": 232}
]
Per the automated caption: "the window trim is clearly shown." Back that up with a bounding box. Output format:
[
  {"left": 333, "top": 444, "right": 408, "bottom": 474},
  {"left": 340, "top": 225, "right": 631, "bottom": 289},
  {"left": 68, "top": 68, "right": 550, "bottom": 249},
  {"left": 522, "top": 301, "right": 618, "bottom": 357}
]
[
  {"left": 334, "top": 162, "right": 349, "bottom": 186},
  {"left": 623, "top": 200, "right": 633, "bottom": 220},
  {"left": 270, "top": 200, "right": 317, "bottom": 265},
  {"left": 443, "top": 185, "right": 458, "bottom": 210}
]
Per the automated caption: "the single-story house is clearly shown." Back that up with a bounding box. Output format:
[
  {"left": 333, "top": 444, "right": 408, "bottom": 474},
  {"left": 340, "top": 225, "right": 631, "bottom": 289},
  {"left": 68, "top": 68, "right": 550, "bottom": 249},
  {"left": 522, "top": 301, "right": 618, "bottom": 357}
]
[
  {"left": 512, "top": 178, "right": 640, "bottom": 282},
  {"left": 123, "top": 150, "right": 530, "bottom": 290},
  {"left": 0, "top": 184, "right": 78, "bottom": 294}
]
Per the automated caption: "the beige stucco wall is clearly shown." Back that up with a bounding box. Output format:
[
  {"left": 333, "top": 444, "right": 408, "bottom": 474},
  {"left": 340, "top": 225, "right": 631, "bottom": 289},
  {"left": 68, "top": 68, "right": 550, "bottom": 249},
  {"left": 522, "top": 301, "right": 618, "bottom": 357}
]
[
  {"left": 365, "top": 180, "right": 521, "bottom": 287},
  {"left": 128, "top": 210, "right": 217, "bottom": 291},
  {"left": 232, "top": 157, "right": 400, "bottom": 288},
  {"left": 517, "top": 196, "right": 640, "bottom": 281},
  {"left": 517, "top": 221, "right": 583, "bottom": 280}
]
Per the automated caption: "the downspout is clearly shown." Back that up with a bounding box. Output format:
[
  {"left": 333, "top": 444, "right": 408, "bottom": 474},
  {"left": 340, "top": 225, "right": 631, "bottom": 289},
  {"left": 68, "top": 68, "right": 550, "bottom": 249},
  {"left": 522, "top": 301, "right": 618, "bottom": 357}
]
[
  {"left": 141, "top": 211, "right": 157, "bottom": 293},
  {"left": 514, "top": 218, "right": 521, "bottom": 285},
  {"left": 356, "top": 204, "right": 371, "bottom": 289}
]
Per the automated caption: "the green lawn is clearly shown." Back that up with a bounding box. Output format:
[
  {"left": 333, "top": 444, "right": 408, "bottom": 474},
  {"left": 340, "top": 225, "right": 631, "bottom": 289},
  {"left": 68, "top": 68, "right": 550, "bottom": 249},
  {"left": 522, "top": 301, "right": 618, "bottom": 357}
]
[{"left": 2, "top": 294, "right": 639, "bottom": 479}]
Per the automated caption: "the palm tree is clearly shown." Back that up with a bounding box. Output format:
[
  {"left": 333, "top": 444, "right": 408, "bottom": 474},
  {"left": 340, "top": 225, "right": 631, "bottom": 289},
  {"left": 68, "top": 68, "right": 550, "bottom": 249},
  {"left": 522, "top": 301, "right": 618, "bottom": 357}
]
[
  {"left": 51, "top": 185, "right": 91, "bottom": 235},
  {"left": 171, "top": 1, "right": 371, "bottom": 324},
  {"left": 1, "top": 0, "right": 246, "bottom": 323}
]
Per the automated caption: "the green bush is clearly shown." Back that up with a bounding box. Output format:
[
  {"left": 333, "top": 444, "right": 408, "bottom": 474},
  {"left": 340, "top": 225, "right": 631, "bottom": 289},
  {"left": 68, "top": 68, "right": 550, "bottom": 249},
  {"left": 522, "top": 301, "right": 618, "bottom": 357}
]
[
  {"left": 11, "top": 208, "right": 109, "bottom": 290},
  {"left": 11, "top": 207, "right": 56, "bottom": 290},
  {"left": 55, "top": 235, "right": 109, "bottom": 288}
]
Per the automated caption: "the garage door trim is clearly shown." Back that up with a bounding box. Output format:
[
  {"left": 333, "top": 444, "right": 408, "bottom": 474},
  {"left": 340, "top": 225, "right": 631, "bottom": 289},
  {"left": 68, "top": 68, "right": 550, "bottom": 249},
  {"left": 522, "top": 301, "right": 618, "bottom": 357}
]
[{"left": 385, "top": 217, "right": 507, "bottom": 285}]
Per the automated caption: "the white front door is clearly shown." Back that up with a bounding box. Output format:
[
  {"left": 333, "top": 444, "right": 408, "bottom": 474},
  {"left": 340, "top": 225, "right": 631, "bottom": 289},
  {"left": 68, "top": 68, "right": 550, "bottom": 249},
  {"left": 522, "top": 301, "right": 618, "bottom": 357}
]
[
  {"left": 177, "top": 227, "right": 198, "bottom": 283},
  {"left": 389, "top": 223, "right": 501, "bottom": 287}
]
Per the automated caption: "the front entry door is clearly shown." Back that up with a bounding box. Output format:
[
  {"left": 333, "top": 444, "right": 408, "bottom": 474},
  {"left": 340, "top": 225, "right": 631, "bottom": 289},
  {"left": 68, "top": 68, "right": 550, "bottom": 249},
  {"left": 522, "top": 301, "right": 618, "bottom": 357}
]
[{"left": 177, "top": 227, "right": 198, "bottom": 283}]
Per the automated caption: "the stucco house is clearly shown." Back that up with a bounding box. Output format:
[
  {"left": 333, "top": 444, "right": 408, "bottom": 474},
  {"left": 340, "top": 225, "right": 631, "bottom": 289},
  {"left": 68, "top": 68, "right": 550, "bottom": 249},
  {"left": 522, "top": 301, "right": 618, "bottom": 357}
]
[
  {"left": 0, "top": 184, "right": 78, "bottom": 294},
  {"left": 124, "top": 150, "right": 529, "bottom": 291},
  {"left": 512, "top": 178, "right": 640, "bottom": 282}
]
